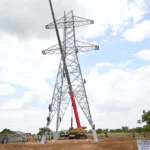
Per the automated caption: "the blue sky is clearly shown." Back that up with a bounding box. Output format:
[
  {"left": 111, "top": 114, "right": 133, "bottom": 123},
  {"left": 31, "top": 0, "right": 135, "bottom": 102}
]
[
  {"left": 80, "top": 32, "right": 150, "bottom": 70},
  {"left": 0, "top": 0, "right": 150, "bottom": 133}
]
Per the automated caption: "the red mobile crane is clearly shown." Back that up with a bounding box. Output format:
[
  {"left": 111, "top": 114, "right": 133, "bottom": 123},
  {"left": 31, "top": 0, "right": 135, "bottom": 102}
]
[{"left": 68, "top": 93, "right": 87, "bottom": 139}]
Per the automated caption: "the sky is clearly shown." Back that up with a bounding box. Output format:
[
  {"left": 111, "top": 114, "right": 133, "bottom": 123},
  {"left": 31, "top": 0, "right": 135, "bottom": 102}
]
[{"left": 0, "top": 0, "right": 150, "bottom": 134}]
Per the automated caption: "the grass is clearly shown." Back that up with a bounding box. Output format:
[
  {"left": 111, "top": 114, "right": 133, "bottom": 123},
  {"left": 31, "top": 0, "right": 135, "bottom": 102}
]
[{"left": 86, "top": 132, "right": 150, "bottom": 139}]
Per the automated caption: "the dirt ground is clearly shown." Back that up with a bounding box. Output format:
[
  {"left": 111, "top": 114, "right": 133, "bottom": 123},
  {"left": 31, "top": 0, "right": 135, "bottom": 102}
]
[{"left": 0, "top": 137, "right": 147, "bottom": 150}]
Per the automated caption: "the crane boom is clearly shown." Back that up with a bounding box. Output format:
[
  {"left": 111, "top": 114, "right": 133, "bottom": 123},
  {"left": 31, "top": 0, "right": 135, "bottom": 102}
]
[{"left": 48, "top": 0, "right": 81, "bottom": 128}]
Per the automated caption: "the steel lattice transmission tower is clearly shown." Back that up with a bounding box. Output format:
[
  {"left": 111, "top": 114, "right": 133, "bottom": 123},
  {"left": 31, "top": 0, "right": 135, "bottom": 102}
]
[{"left": 41, "top": 0, "right": 99, "bottom": 143}]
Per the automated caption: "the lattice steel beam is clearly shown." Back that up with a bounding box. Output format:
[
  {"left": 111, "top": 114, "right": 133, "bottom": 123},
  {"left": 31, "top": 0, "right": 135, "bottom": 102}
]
[
  {"left": 45, "top": 13, "right": 94, "bottom": 29},
  {"left": 42, "top": 40, "right": 99, "bottom": 55}
]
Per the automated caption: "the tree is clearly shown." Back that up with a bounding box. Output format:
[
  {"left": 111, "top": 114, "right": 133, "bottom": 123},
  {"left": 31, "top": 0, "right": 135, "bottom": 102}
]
[
  {"left": 96, "top": 128, "right": 102, "bottom": 134},
  {"left": 106, "top": 129, "right": 109, "bottom": 132},
  {"left": 143, "top": 125, "right": 150, "bottom": 132},
  {"left": 37, "top": 128, "right": 44, "bottom": 135},
  {"left": 114, "top": 129, "right": 122, "bottom": 133},
  {"left": 60, "top": 130, "right": 68, "bottom": 135},
  {"left": 102, "top": 129, "right": 109, "bottom": 133},
  {"left": 0, "top": 128, "right": 15, "bottom": 134},
  {"left": 142, "top": 110, "right": 150, "bottom": 125},
  {"left": 37, "top": 128, "right": 51, "bottom": 135},
  {"left": 60, "top": 130, "right": 65, "bottom": 135},
  {"left": 121, "top": 126, "right": 129, "bottom": 132},
  {"left": 134, "top": 127, "right": 143, "bottom": 133},
  {"left": 103, "top": 129, "right": 109, "bottom": 137},
  {"left": 138, "top": 110, "right": 150, "bottom": 125},
  {"left": 137, "top": 120, "right": 141, "bottom": 124},
  {"left": 109, "top": 129, "right": 115, "bottom": 133},
  {"left": 136, "top": 110, "right": 150, "bottom": 134}
]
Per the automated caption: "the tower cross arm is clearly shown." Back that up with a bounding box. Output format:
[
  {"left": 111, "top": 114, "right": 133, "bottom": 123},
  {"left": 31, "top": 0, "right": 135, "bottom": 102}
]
[
  {"left": 76, "top": 40, "right": 99, "bottom": 53},
  {"left": 45, "top": 16, "right": 64, "bottom": 29},
  {"left": 42, "top": 43, "right": 61, "bottom": 55},
  {"left": 42, "top": 40, "right": 99, "bottom": 55},
  {"left": 45, "top": 15, "right": 94, "bottom": 29},
  {"left": 74, "top": 16, "right": 94, "bottom": 27}
]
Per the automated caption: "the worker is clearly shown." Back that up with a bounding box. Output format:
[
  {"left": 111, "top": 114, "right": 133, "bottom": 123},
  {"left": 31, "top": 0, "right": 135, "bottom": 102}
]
[
  {"left": 38, "top": 135, "right": 41, "bottom": 142},
  {"left": 104, "top": 131, "right": 108, "bottom": 137},
  {"left": 5, "top": 136, "right": 8, "bottom": 144},
  {"left": 47, "top": 116, "right": 50, "bottom": 123},
  {"left": 143, "top": 131, "right": 146, "bottom": 137},
  {"left": 92, "top": 124, "right": 95, "bottom": 130},
  {"left": 1, "top": 135, "right": 5, "bottom": 144},
  {"left": 49, "top": 104, "right": 52, "bottom": 111},
  {"left": 59, "top": 117, "right": 62, "bottom": 122},
  {"left": 21, "top": 136, "right": 26, "bottom": 145},
  {"left": 102, "top": 132, "right": 105, "bottom": 138},
  {"left": 132, "top": 131, "right": 135, "bottom": 138}
]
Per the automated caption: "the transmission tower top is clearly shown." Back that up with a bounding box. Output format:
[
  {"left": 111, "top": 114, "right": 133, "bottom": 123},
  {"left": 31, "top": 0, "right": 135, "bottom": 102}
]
[{"left": 42, "top": 10, "right": 99, "bottom": 55}]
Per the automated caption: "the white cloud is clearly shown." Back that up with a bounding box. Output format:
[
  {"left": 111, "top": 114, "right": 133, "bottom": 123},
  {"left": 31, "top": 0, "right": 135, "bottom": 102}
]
[
  {"left": 123, "top": 20, "right": 150, "bottom": 42},
  {"left": 0, "top": 108, "right": 48, "bottom": 133},
  {"left": 0, "top": 90, "right": 53, "bottom": 133},
  {"left": 0, "top": 91, "right": 52, "bottom": 110},
  {"left": 0, "top": 62, "right": 150, "bottom": 132},
  {"left": 0, "top": 34, "right": 60, "bottom": 96},
  {"left": 85, "top": 64, "right": 150, "bottom": 109},
  {"left": 77, "top": 0, "right": 148, "bottom": 38},
  {"left": 0, "top": 84, "right": 16, "bottom": 96},
  {"left": 0, "top": 0, "right": 148, "bottom": 39},
  {"left": 127, "top": 0, "right": 148, "bottom": 23},
  {"left": 85, "top": 60, "right": 134, "bottom": 73},
  {"left": 136, "top": 49, "right": 150, "bottom": 61},
  {"left": 83, "top": 63, "right": 150, "bottom": 129}
]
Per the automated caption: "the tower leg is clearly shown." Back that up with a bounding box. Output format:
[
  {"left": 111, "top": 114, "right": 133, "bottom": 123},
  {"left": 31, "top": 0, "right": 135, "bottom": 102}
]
[
  {"left": 55, "top": 59, "right": 71, "bottom": 133},
  {"left": 41, "top": 60, "right": 70, "bottom": 143}
]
